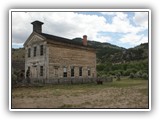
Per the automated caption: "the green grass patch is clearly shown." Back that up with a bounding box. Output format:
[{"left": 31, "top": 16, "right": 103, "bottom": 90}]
[
  {"left": 12, "top": 78, "right": 149, "bottom": 108},
  {"left": 103, "top": 79, "right": 147, "bottom": 88},
  {"left": 12, "top": 78, "right": 148, "bottom": 92}
]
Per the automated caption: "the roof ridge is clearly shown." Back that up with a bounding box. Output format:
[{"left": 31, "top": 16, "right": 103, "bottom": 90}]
[
  {"left": 40, "top": 32, "right": 71, "bottom": 40},
  {"left": 40, "top": 32, "right": 85, "bottom": 46},
  {"left": 39, "top": 32, "right": 94, "bottom": 49}
]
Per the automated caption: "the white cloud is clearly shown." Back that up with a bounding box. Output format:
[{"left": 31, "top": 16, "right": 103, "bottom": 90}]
[
  {"left": 12, "top": 11, "right": 149, "bottom": 48},
  {"left": 12, "top": 12, "right": 107, "bottom": 44},
  {"left": 139, "top": 36, "right": 148, "bottom": 44},
  {"left": 101, "top": 12, "right": 116, "bottom": 16},
  {"left": 105, "top": 12, "right": 143, "bottom": 34},
  {"left": 95, "top": 36, "right": 111, "bottom": 43},
  {"left": 119, "top": 33, "right": 148, "bottom": 45},
  {"left": 12, "top": 43, "right": 24, "bottom": 48},
  {"left": 133, "top": 12, "right": 148, "bottom": 29},
  {"left": 116, "top": 12, "right": 148, "bottom": 46}
]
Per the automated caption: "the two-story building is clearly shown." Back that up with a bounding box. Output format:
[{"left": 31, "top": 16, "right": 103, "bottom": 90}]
[{"left": 24, "top": 20, "right": 96, "bottom": 83}]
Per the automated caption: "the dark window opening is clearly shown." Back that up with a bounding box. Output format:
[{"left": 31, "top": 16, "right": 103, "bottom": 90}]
[
  {"left": 28, "top": 48, "right": 31, "bottom": 57},
  {"left": 79, "top": 67, "right": 82, "bottom": 76},
  {"left": 88, "top": 68, "right": 91, "bottom": 76},
  {"left": 40, "top": 66, "right": 43, "bottom": 76},
  {"left": 26, "top": 66, "right": 30, "bottom": 78},
  {"left": 71, "top": 66, "right": 74, "bottom": 77},
  {"left": 34, "top": 47, "right": 37, "bottom": 57},
  {"left": 40, "top": 45, "right": 43, "bottom": 56},
  {"left": 63, "top": 67, "right": 67, "bottom": 77}
]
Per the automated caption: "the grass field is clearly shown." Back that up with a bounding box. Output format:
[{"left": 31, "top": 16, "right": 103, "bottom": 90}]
[{"left": 11, "top": 78, "right": 149, "bottom": 109}]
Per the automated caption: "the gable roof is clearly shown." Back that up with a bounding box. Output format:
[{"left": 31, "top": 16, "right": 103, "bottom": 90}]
[
  {"left": 24, "top": 20, "right": 95, "bottom": 49},
  {"left": 41, "top": 33, "right": 79, "bottom": 45},
  {"left": 40, "top": 32, "right": 94, "bottom": 48},
  {"left": 24, "top": 31, "right": 95, "bottom": 50},
  {"left": 23, "top": 32, "right": 46, "bottom": 47}
]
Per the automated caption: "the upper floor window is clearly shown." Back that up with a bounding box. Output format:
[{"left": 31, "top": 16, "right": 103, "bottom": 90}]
[
  {"left": 28, "top": 48, "right": 31, "bottom": 57},
  {"left": 40, "top": 45, "right": 43, "bottom": 56},
  {"left": 34, "top": 47, "right": 37, "bottom": 57}
]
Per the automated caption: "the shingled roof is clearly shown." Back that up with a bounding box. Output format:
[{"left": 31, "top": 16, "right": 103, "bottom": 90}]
[
  {"left": 40, "top": 32, "right": 94, "bottom": 48},
  {"left": 24, "top": 20, "right": 95, "bottom": 49}
]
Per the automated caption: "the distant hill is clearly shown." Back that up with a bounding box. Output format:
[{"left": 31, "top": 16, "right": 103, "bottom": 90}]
[
  {"left": 12, "top": 48, "right": 25, "bottom": 61},
  {"left": 11, "top": 39, "right": 148, "bottom": 72},
  {"left": 12, "top": 48, "right": 25, "bottom": 71},
  {"left": 72, "top": 38, "right": 148, "bottom": 64},
  {"left": 121, "top": 43, "right": 148, "bottom": 62}
]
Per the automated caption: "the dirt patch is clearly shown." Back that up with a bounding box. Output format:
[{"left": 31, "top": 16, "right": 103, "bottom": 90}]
[{"left": 11, "top": 80, "right": 149, "bottom": 109}]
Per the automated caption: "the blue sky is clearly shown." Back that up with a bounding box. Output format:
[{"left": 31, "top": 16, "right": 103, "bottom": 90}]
[{"left": 12, "top": 11, "right": 149, "bottom": 49}]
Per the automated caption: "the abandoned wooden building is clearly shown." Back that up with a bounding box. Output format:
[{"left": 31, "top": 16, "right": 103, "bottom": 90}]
[{"left": 24, "top": 20, "right": 97, "bottom": 83}]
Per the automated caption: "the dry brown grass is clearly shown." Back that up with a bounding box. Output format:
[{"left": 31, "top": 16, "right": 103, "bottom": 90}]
[{"left": 11, "top": 79, "right": 149, "bottom": 109}]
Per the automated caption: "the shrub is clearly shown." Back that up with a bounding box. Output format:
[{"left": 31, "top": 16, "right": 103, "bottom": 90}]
[
  {"left": 97, "top": 64, "right": 105, "bottom": 71},
  {"left": 129, "top": 73, "right": 135, "bottom": 79},
  {"left": 135, "top": 71, "right": 143, "bottom": 78},
  {"left": 12, "top": 71, "right": 18, "bottom": 86},
  {"left": 116, "top": 72, "right": 121, "bottom": 81},
  {"left": 12, "top": 72, "right": 18, "bottom": 81},
  {"left": 142, "top": 73, "right": 148, "bottom": 80},
  {"left": 123, "top": 68, "right": 137, "bottom": 76},
  {"left": 97, "top": 71, "right": 106, "bottom": 77},
  {"left": 108, "top": 71, "right": 115, "bottom": 75}
]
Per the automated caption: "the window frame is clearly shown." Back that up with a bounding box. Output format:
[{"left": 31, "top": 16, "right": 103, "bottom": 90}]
[
  {"left": 63, "top": 67, "right": 67, "bottom": 78},
  {"left": 88, "top": 68, "right": 91, "bottom": 76},
  {"left": 28, "top": 48, "right": 31, "bottom": 57},
  {"left": 79, "top": 67, "right": 82, "bottom": 76},
  {"left": 26, "top": 66, "right": 30, "bottom": 78},
  {"left": 40, "top": 66, "right": 43, "bottom": 76},
  {"left": 71, "top": 66, "right": 74, "bottom": 77},
  {"left": 34, "top": 46, "right": 37, "bottom": 57},
  {"left": 40, "top": 45, "right": 44, "bottom": 56}
]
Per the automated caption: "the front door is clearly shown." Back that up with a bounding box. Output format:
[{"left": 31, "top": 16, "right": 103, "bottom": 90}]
[{"left": 32, "top": 66, "right": 38, "bottom": 78}]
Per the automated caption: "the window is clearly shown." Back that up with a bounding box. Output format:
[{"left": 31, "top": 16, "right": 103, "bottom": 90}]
[
  {"left": 63, "top": 67, "right": 67, "bottom": 77},
  {"left": 79, "top": 67, "right": 82, "bottom": 76},
  {"left": 88, "top": 68, "right": 91, "bottom": 76},
  {"left": 28, "top": 48, "right": 31, "bottom": 57},
  {"left": 26, "top": 66, "right": 30, "bottom": 77},
  {"left": 40, "top": 45, "right": 43, "bottom": 56},
  {"left": 71, "top": 66, "right": 74, "bottom": 77},
  {"left": 34, "top": 47, "right": 37, "bottom": 57},
  {"left": 28, "top": 66, "right": 30, "bottom": 71},
  {"left": 40, "top": 66, "right": 43, "bottom": 76}
]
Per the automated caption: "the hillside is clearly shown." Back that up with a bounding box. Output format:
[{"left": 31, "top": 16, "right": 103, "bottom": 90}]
[
  {"left": 12, "top": 48, "right": 25, "bottom": 61},
  {"left": 72, "top": 38, "right": 148, "bottom": 78},
  {"left": 72, "top": 38, "right": 148, "bottom": 64},
  {"left": 11, "top": 40, "right": 149, "bottom": 79},
  {"left": 12, "top": 40, "right": 148, "bottom": 66},
  {"left": 12, "top": 48, "right": 25, "bottom": 71},
  {"left": 12, "top": 39, "right": 148, "bottom": 65}
]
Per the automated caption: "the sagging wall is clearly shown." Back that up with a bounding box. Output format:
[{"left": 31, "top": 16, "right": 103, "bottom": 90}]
[{"left": 48, "top": 42, "right": 97, "bottom": 79}]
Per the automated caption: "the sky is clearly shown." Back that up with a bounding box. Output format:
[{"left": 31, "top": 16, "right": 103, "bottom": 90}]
[{"left": 12, "top": 11, "right": 149, "bottom": 49}]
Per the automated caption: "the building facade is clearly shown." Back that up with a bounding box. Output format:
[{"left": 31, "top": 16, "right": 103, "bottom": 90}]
[{"left": 24, "top": 21, "right": 96, "bottom": 82}]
